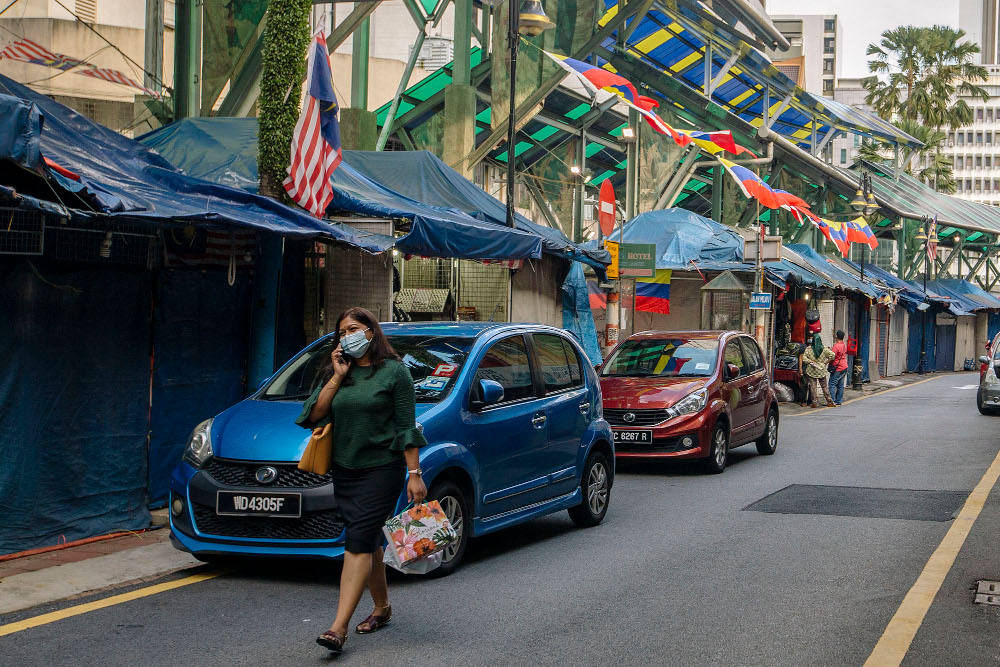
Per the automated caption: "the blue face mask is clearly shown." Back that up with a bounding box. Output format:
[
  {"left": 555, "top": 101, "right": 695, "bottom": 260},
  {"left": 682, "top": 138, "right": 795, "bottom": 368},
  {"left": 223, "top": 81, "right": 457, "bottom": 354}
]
[{"left": 340, "top": 328, "right": 371, "bottom": 358}]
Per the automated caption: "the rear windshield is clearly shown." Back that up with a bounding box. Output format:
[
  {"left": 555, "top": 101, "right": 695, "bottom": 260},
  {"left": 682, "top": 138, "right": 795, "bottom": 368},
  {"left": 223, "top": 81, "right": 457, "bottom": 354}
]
[
  {"left": 601, "top": 338, "right": 719, "bottom": 378},
  {"left": 261, "top": 335, "right": 474, "bottom": 404}
]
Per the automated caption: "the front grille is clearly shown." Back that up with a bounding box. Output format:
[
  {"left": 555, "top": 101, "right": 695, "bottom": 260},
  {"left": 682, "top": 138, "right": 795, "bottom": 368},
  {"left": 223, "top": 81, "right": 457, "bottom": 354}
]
[
  {"left": 203, "top": 458, "right": 333, "bottom": 488},
  {"left": 191, "top": 503, "right": 345, "bottom": 541},
  {"left": 616, "top": 436, "right": 697, "bottom": 454},
  {"left": 605, "top": 408, "right": 670, "bottom": 427}
]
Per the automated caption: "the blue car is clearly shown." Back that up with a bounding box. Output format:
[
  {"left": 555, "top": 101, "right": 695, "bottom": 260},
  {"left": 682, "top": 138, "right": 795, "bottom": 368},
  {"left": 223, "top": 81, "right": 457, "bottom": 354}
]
[{"left": 168, "top": 322, "right": 614, "bottom": 575}]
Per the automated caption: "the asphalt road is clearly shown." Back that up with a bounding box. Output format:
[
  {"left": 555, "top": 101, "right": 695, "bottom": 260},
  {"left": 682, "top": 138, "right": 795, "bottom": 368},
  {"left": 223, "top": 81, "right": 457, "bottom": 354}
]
[{"left": 3, "top": 373, "right": 1000, "bottom": 666}]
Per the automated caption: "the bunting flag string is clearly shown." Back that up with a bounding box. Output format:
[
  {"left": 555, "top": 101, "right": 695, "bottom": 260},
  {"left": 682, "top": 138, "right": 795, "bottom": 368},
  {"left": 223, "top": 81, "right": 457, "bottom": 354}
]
[
  {"left": 543, "top": 50, "right": 756, "bottom": 157},
  {"left": 719, "top": 157, "right": 808, "bottom": 209},
  {"left": 0, "top": 38, "right": 160, "bottom": 97}
]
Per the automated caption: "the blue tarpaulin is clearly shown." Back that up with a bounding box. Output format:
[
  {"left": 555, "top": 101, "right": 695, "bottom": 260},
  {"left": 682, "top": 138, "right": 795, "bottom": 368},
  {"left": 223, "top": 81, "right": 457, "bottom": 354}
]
[
  {"left": 0, "top": 75, "right": 389, "bottom": 252},
  {"left": 602, "top": 209, "right": 747, "bottom": 268},
  {"left": 561, "top": 262, "right": 603, "bottom": 365},
  {"left": 785, "top": 245, "right": 883, "bottom": 299},
  {"left": 139, "top": 118, "right": 607, "bottom": 267},
  {"left": 915, "top": 279, "right": 1000, "bottom": 316},
  {"left": 0, "top": 261, "right": 152, "bottom": 554},
  {"left": 843, "top": 262, "right": 928, "bottom": 312}
]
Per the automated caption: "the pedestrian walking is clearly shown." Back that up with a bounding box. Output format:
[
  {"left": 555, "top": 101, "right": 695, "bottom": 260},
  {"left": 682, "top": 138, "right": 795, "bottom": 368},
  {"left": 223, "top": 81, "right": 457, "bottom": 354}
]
[
  {"left": 296, "top": 307, "right": 428, "bottom": 656},
  {"left": 802, "top": 334, "right": 835, "bottom": 408},
  {"left": 828, "top": 330, "right": 849, "bottom": 406}
]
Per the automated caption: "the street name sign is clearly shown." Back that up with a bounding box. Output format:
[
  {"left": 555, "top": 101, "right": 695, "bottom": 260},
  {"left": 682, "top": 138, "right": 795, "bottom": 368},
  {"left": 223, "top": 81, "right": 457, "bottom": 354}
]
[{"left": 749, "top": 292, "right": 772, "bottom": 310}]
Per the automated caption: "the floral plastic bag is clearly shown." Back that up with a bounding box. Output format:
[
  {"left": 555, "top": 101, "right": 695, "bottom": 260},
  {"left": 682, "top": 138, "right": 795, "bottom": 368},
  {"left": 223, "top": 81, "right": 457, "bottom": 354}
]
[
  {"left": 381, "top": 500, "right": 457, "bottom": 571},
  {"left": 382, "top": 547, "right": 442, "bottom": 575}
]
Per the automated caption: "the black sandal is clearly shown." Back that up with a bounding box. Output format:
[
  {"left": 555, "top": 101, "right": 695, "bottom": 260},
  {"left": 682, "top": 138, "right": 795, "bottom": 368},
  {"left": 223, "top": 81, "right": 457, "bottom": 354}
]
[
  {"left": 356, "top": 605, "right": 392, "bottom": 634},
  {"left": 316, "top": 630, "right": 346, "bottom": 654}
]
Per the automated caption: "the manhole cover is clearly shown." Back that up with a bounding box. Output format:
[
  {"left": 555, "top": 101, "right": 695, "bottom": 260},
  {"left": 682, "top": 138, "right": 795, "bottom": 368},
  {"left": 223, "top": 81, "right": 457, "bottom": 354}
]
[
  {"left": 975, "top": 581, "right": 1000, "bottom": 606},
  {"left": 743, "top": 485, "right": 966, "bottom": 522}
]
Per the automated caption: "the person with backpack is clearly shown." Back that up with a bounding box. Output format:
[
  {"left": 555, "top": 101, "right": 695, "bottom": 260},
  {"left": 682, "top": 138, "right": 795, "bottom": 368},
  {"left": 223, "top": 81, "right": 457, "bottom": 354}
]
[{"left": 802, "top": 334, "right": 835, "bottom": 408}]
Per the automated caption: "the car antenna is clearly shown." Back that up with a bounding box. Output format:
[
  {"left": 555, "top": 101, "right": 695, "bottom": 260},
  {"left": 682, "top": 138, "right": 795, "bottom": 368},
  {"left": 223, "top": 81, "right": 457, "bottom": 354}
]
[{"left": 488, "top": 304, "right": 500, "bottom": 322}]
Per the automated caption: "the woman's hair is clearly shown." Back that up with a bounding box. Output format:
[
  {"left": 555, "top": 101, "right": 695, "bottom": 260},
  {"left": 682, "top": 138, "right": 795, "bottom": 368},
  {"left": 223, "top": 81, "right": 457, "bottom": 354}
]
[{"left": 320, "top": 307, "right": 399, "bottom": 385}]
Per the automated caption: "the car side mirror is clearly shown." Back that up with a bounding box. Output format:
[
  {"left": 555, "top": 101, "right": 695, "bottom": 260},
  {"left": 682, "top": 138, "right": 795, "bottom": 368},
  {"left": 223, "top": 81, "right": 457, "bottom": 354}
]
[
  {"left": 725, "top": 363, "right": 740, "bottom": 381},
  {"left": 981, "top": 356, "right": 990, "bottom": 364},
  {"left": 472, "top": 379, "right": 504, "bottom": 411}
]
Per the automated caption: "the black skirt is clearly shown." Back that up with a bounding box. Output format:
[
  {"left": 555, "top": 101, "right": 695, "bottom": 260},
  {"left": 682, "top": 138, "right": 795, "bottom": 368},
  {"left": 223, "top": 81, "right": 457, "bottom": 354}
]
[{"left": 332, "top": 460, "right": 406, "bottom": 554}]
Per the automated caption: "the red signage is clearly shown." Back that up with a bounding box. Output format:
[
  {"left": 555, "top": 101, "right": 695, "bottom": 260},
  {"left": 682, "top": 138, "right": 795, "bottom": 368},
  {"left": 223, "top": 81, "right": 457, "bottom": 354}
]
[{"left": 598, "top": 180, "right": 616, "bottom": 237}]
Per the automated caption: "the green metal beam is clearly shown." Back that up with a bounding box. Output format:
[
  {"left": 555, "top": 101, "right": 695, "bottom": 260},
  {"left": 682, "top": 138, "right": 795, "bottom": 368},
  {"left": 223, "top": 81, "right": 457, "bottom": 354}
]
[
  {"left": 453, "top": 0, "right": 472, "bottom": 86},
  {"left": 351, "top": 13, "right": 371, "bottom": 109},
  {"left": 464, "top": 2, "right": 646, "bottom": 167},
  {"left": 173, "top": 0, "right": 202, "bottom": 118}
]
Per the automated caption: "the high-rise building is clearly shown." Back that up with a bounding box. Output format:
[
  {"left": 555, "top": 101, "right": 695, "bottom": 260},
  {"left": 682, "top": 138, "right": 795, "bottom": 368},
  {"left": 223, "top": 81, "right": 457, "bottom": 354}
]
[
  {"left": 767, "top": 15, "right": 841, "bottom": 96},
  {"left": 959, "top": 0, "right": 999, "bottom": 64},
  {"left": 831, "top": 78, "right": 868, "bottom": 167},
  {"left": 939, "top": 65, "right": 1000, "bottom": 205}
]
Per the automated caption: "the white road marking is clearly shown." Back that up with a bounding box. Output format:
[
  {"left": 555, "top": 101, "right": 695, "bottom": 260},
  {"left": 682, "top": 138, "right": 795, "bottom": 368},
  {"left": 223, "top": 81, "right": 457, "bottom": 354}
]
[{"left": 953, "top": 384, "right": 979, "bottom": 390}]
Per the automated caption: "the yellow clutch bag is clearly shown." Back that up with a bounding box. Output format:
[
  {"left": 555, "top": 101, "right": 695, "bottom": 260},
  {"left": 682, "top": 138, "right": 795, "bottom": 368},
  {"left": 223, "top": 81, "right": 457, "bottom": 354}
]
[{"left": 297, "top": 424, "right": 332, "bottom": 475}]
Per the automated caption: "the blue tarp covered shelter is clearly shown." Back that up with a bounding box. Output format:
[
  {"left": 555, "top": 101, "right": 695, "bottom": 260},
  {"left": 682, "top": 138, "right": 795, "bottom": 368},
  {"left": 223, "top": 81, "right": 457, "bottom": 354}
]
[
  {"left": 0, "top": 75, "right": 390, "bottom": 252},
  {"left": 601, "top": 209, "right": 747, "bottom": 269},
  {"left": 914, "top": 279, "right": 1000, "bottom": 316},
  {"left": 785, "top": 245, "right": 883, "bottom": 299},
  {"left": 139, "top": 118, "right": 608, "bottom": 268},
  {"left": 843, "top": 262, "right": 928, "bottom": 312}
]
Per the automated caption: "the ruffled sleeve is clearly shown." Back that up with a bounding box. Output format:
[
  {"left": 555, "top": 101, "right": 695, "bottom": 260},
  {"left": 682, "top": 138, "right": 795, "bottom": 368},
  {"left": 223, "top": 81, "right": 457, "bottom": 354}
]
[
  {"left": 389, "top": 362, "right": 428, "bottom": 452},
  {"left": 295, "top": 384, "right": 331, "bottom": 430}
]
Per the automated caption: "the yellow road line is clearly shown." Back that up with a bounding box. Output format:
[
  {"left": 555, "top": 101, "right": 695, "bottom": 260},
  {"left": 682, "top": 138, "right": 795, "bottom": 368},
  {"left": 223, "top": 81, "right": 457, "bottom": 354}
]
[
  {"left": 785, "top": 376, "right": 937, "bottom": 418},
  {"left": 0, "top": 570, "right": 223, "bottom": 637},
  {"left": 864, "top": 445, "right": 1000, "bottom": 666}
]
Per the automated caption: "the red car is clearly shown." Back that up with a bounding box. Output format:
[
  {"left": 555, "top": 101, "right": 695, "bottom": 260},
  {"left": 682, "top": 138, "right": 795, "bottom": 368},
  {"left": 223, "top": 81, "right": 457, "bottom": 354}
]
[{"left": 599, "top": 331, "right": 778, "bottom": 473}]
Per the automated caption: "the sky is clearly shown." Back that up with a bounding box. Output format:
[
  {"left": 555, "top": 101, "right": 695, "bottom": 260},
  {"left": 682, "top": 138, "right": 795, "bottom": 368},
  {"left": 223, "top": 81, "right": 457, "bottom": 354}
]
[{"left": 767, "top": 0, "right": 960, "bottom": 79}]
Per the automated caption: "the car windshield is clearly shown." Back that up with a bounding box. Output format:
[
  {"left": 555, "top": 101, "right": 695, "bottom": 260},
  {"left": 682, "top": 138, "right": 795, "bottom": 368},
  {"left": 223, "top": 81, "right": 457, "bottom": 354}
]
[
  {"left": 260, "top": 335, "right": 474, "bottom": 404},
  {"left": 601, "top": 338, "right": 719, "bottom": 378}
]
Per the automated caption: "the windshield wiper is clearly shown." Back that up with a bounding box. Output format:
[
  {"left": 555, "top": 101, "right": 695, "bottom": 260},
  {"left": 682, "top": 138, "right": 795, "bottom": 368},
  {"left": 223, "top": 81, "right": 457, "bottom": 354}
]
[{"left": 260, "top": 392, "right": 312, "bottom": 401}]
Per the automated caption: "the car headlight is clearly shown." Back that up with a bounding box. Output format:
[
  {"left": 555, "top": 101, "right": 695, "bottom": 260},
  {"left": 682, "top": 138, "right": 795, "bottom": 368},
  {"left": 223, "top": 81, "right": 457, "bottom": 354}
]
[
  {"left": 182, "top": 418, "right": 214, "bottom": 468},
  {"left": 668, "top": 389, "right": 708, "bottom": 418}
]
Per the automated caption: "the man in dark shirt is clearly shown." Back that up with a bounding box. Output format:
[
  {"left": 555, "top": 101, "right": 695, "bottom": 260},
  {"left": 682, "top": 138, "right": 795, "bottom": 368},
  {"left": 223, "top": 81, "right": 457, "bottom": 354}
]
[{"left": 828, "top": 330, "right": 850, "bottom": 405}]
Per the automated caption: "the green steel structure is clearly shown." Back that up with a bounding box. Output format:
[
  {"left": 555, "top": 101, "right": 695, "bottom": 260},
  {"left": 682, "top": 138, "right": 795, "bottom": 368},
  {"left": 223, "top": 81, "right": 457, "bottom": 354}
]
[{"left": 181, "top": 0, "right": 1000, "bottom": 291}]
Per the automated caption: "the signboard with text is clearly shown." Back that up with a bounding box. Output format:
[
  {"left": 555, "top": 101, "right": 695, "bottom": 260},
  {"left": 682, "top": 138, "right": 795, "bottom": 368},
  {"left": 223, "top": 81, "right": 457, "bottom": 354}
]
[
  {"left": 618, "top": 243, "right": 656, "bottom": 278},
  {"left": 749, "top": 292, "right": 772, "bottom": 310}
]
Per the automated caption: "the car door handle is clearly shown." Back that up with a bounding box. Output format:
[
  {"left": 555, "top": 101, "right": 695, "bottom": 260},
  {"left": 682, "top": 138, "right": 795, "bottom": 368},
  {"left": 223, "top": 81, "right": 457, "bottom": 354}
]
[
  {"left": 579, "top": 401, "right": 591, "bottom": 413},
  {"left": 531, "top": 414, "right": 547, "bottom": 427}
]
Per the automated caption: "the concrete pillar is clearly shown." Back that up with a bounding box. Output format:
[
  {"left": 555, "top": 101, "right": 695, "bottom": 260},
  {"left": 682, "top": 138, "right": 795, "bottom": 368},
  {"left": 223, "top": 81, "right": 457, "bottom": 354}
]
[
  {"left": 443, "top": 84, "right": 478, "bottom": 179},
  {"left": 340, "top": 108, "right": 378, "bottom": 150}
]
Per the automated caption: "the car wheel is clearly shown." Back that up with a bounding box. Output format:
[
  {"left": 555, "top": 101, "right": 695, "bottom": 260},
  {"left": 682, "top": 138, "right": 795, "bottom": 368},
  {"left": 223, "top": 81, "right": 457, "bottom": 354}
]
[
  {"left": 424, "top": 480, "right": 469, "bottom": 577},
  {"left": 978, "top": 389, "right": 997, "bottom": 415},
  {"left": 568, "top": 451, "right": 611, "bottom": 527},
  {"left": 703, "top": 421, "right": 729, "bottom": 474},
  {"left": 755, "top": 408, "right": 778, "bottom": 455}
]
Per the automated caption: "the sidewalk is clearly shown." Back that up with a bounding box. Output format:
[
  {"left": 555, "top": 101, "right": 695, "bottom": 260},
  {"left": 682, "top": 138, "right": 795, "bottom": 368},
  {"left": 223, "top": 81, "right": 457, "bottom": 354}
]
[
  {"left": 778, "top": 369, "right": 972, "bottom": 416},
  {"left": 0, "top": 513, "right": 199, "bottom": 616}
]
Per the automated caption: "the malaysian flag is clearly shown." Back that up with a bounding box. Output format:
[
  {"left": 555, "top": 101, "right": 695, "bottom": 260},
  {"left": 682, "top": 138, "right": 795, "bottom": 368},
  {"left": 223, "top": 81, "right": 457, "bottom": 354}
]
[
  {"left": 0, "top": 38, "right": 159, "bottom": 97},
  {"left": 283, "top": 32, "right": 342, "bottom": 217}
]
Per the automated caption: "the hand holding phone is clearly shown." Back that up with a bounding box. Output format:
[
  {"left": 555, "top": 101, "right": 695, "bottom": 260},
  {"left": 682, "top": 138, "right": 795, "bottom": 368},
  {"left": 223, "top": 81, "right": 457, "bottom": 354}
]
[{"left": 331, "top": 345, "right": 351, "bottom": 380}]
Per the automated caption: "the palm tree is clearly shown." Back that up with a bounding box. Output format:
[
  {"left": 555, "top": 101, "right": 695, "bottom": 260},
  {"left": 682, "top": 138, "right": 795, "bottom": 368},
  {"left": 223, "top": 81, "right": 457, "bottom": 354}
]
[{"left": 861, "top": 25, "right": 989, "bottom": 191}]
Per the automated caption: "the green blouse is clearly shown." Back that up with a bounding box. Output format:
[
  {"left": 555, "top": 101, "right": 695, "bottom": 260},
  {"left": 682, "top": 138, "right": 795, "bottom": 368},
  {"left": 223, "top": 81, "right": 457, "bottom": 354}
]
[
  {"left": 803, "top": 346, "right": 836, "bottom": 379},
  {"left": 296, "top": 359, "right": 427, "bottom": 469}
]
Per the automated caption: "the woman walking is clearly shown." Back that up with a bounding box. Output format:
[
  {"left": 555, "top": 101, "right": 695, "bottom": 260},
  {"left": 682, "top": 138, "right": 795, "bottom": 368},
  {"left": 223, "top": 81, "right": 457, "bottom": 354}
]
[
  {"left": 296, "top": 307, "right": 427, "bottom": 656},
  {"left": 802, "top": 334, "right": 836, "bottom": 408}
]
